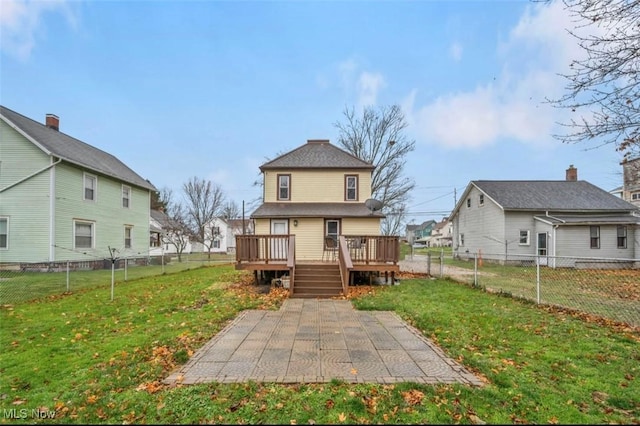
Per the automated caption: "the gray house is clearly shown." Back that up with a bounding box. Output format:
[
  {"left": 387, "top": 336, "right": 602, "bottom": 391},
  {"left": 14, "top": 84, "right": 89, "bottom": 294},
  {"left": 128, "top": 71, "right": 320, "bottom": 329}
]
[
  {"left": 0, "top": 106, "right": 157, "bottom": 264},
  {"left": 451, "top": 171, "right": 640, "bottom": 267}
]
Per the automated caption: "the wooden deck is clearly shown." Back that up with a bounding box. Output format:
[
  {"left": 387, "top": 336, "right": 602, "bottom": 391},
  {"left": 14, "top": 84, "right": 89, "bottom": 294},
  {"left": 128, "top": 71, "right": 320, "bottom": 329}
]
[{"left": 235, "top": 235, "right": 399, "bottom": 297}]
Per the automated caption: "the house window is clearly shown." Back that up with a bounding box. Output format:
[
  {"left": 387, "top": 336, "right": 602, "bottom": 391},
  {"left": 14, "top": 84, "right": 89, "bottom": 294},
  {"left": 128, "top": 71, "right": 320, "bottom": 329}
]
[
  {"left": 124, "top": 225, "right": 133, "bottom": 249},
  {"left": 325, "top": 219, "right": 340, "bottom": 247},
  {"left": 479, "top": 194, "right": 484, "bottom": 206},
  {"left": 213, "top": 240, "right": 220, "bottom": 249},
  {"left": 74, "top": 220, "right": 94, "bottom": 249},
  {"left": 590, "top": 226, "right": 600, "bottom": 249},
  {"left": 617, "top": 225, "right": 627, "bottom": 249},
  {"left": 122, "top": 185, "right": 131, "bottom": 208},
  {"left": 632, "top": 192, "right": 640, "bottom": 200},
  {"left": 519, "top": 230, "right": 530, "bottom": 245},
  {"left": 277, "top": 174, "right": 290, "bottom": 201},
  {"left": 0, "top": 217, "right": 8, "bottom": 249},
  {"left": 459, "top": 233, "right": 465, "bottom": 246},
  {"left": 466, "top": 198, "right": 471, "bottom": 208},
  {"left": 84, "top": 173, "right": 97, "bottom": 201},
  {"left": 345, "top": 175, "right": 358, "bottom": 201}
]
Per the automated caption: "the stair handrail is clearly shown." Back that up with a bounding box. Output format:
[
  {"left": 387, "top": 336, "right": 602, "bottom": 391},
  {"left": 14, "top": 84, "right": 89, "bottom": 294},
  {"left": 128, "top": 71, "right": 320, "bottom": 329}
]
[
  {"left": 287, "top": 235, "right": 295, "bottom": 294},
  {"left": 337, "top": 236, "right": 353, "bottom": 296}
]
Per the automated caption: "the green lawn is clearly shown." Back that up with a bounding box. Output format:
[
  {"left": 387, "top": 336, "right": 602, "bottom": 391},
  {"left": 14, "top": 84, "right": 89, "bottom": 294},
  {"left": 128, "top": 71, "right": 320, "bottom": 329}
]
[{"left": 0, "top": 265, "right": 638, "bottom": 424}]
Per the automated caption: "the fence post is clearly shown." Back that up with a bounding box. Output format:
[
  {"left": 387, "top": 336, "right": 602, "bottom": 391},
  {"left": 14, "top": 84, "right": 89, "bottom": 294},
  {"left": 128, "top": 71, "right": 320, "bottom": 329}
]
[
  {"left": 536, "top": 255, "right": 541, "bottom": 304},
  {"left": 111, "top": 261, "right": 115, "bottom": 301},
  {"left": 474, "top": 252, "right": 478, "bottom": 287},
  {"left": 439, "top": 249, "right": 444, "bottom": 278},
  {"left": 427, "top": 251, "right": 431, "bottom": 276},
  {"left": 124, "top": 258, "right": 128, "bottom": 281},
  {"left": 66, "top": 261, "right": 70, "bottom": 293}
]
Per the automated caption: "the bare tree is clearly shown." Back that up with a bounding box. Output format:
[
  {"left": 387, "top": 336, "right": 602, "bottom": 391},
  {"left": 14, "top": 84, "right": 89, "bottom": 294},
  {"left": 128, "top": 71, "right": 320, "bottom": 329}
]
[
  {"left": 334, "top": 104, "right": 416, "bottom": 235},
  {"left": 548, "top": 0, "right": 640, "bottom": 159},
  {"left": 182, "top": 176, "right": 226, "bottom": 259},
  {"left": 220, "top": 200, "right": 241, "bottom": 220},
  {"left": 162, "top": 202, "right": 191, "bottom": 262}
]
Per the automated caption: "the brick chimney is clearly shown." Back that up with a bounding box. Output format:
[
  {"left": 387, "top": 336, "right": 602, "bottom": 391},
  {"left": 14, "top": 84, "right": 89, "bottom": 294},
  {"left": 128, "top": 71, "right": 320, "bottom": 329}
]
[
  {"left": 45, "top": 114, "right": 59, "bottom": 131},
  {"left": 566, "top": 164, "right": 577, "bottom": 181}
]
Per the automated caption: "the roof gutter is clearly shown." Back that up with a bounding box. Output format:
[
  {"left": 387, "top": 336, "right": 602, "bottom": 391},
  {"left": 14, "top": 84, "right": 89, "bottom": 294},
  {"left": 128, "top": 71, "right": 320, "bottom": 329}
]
[{"left": 0, "top": 157, "right": 62, "bottom": 193}]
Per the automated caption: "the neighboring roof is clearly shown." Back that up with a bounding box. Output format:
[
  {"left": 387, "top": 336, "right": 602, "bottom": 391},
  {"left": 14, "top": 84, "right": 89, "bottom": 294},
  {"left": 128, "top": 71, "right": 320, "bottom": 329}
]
[
  {"left": 455, "top": 180, "right": 639, "bottom": 214},
  {"left": 0, "top": 105, "right": 156, "bottom": 191},
  {"left": 259, "top": 140, "right": 374, "bottom": 171},
  {"left": 251, "top": 202, "right": 385, "bottom": 219},
  {"left": 405, "top": 220, "right": 436, "bottom": 232}
]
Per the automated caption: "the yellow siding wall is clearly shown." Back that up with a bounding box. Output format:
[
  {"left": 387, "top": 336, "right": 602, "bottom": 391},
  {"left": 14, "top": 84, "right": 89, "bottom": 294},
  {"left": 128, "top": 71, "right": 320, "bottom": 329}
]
[
  {"left": 263, "top": 170, "right": 372, "bottom": 202},
  {"left": 341, "top": 218, "right": 381, "bottom": 235}
]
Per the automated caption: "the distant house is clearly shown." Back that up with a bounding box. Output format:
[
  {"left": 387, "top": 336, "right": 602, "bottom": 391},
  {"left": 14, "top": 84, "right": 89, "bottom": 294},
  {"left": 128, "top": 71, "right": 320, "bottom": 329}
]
[
  {"left": 428, "top": 218, "right": 453, "bottom": 247},
  {"left": 450, "top": 166, "right": 640, "bottom": 266},
  {"left": 405, "top": 220, "right": 437, "bottom": 245},
  {"left": 191, "top": 217, "right": 231, "bottom": 254},
  {"left": 612, "top": 157, "right": 640, "bottom": 208},
  {"left": 0, "top": 106, "right": 156, "bottom": 264},
  {"left": 149, "top": 209, "right": 193, "bottom": 256}
]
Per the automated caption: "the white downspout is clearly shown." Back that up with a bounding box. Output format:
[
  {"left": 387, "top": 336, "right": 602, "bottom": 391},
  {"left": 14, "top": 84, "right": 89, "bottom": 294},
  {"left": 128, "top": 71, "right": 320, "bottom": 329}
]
[{"left": 49, "top": 158, "right": 60, "bottom": 261}]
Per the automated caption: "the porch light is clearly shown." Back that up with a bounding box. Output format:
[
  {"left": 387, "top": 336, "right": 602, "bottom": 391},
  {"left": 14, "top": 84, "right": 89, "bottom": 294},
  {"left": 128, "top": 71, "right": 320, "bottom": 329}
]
[{"left": 293, "top": 219, "right": 298, "bottom": 227}]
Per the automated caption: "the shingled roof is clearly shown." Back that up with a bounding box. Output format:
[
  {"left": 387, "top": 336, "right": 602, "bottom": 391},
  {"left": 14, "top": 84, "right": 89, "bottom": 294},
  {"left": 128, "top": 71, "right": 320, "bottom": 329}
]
[
  {"left": 252, "top": 202, "right": 385, "bottom": 218},
  {"left": 259, "top": 140, "right": 374, "bottom": 171},
  {"left": 467, "top": 180, "right": 638, "bottom": 212},
  {"left": 1, "top": 105, "right": 156, "bottom": 191}
]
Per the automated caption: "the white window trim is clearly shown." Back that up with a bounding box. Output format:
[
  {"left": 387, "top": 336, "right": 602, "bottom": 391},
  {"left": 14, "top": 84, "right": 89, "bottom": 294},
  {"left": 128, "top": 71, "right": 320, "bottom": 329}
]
[
  {"left": 277, "top": 174, "right": 290, "bottom": 201},
  {"left": 74, "top": 220, "right": 95, "bottom": 250},
  {"left": 124, "top": 225, "right": 133, "bottom": 249},
  {"left": 479, "top": 194, "right": 484, "bottom": 206},
  {"left": 122, "top": 185, "right": 131, "bottom": 209},
  {"left": 83, "top": 173, "right": 97, "bottom": 202},
  {"left": 519, "top": 230, "right": 530, "bottom": 246},
  {"left": 0, "top": 216, "right": 8, "bottom": 250},
  {"left": 345, "top": 175, "right": 358, "bottom": 201}
]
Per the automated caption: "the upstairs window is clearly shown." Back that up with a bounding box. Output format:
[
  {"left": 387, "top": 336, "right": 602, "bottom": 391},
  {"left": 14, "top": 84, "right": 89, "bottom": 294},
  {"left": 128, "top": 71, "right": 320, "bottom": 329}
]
[
  {"left": 345, "top": 175, "right": 358, "bottom": 201},
  {"left": 617, "top": 225, "right": 627, "bottom": 249},
  {"left": 124, "top": 225, "right": 133, "bottom": 249},
  {"left": 479, "top": 194, "right": 484, "bottom": 206},
  {"left": 519, "top": 230, "right": 530, "bottom": 245},
  {"left": 122, "top": 185, "right": 131, "bottom": 208},
  {"left": 278, "top": 174, "right": 290, "bottom": 201},
  {"left": 466, "top": 198, "right": 471, "bottom": 208},
  {"left": 84, "top": 173, "right": 97, "bottom": 201},
  {"left": 632, "top": 192, "right": 640, "bottom": 200},
  {"left": 590, "top": 226, "right": 600, "bottom": 249}
]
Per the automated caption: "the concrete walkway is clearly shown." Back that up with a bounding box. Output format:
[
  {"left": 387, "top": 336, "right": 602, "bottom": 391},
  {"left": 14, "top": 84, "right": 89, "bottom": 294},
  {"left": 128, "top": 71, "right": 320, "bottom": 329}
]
[{"left": 163, "top": 299, "right": 483, "bottom": 386}]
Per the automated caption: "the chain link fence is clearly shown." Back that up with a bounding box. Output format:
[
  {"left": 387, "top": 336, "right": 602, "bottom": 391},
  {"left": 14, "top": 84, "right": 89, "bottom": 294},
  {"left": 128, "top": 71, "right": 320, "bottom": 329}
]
[
  {"left": 403, "top": 251, "right": 640, "bottom": 328},
  {"left": 0, "top": 253, "right": 235, "bottom": 305}
]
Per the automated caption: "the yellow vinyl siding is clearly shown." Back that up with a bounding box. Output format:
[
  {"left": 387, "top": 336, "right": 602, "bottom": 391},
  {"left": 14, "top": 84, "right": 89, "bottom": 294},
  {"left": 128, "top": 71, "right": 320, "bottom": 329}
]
[
  {"left": 342, "top": 218, "right": 381, "bottom": 235},
  {"left": 263, "top": 170, "right": 372, "bottom": 202}
]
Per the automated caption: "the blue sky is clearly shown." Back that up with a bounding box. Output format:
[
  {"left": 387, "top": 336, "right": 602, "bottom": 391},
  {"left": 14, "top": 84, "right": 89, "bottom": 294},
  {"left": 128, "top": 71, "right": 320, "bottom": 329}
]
[{"left": 0, "top": 0, "right": 627, "bottom": 225}]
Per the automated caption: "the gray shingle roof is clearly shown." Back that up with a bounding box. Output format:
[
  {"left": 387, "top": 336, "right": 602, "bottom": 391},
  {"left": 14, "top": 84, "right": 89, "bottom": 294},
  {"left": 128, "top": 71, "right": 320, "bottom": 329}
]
[
  {"left": 259, "top": 140, "right": 374, "bottom": 170},
  {"left": 473, "top": 180, "right": 638, "bottom": 212},
  {"left": 251, "top": 203, "right": 385, "bottom": 218},
  {"left": 1, "top": 105, "right": 156, "bottom": 191}
]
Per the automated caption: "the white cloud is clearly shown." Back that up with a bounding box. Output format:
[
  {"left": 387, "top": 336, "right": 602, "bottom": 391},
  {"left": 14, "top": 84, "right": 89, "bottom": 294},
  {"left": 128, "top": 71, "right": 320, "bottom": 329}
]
[
  {"left": 357, "top": 71, "right": 385, "bottom": 108},
  {"left": 406, "top": 0, "right": 587, "bottom": 149},
  {"left": 0, "top": 0, "right": 77, "bottom": 60},
  {"left": 449, "top": 42, "right": 462, "bottom": 62}
]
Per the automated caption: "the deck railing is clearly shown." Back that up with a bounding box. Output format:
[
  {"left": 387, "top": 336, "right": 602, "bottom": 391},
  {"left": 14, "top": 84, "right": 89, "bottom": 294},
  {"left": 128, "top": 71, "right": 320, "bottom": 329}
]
[
  {"left": 343, "top": 235, "right": 400, "bottom": 264},
  {"left": 337, "top": 236, "right": 353, "bottom": 295},
  {"left": 236, "top": 234, "right": 399, "bottom": 265},
  {"left": 236, "top": 235, "right": 290, "bottom": 264}
]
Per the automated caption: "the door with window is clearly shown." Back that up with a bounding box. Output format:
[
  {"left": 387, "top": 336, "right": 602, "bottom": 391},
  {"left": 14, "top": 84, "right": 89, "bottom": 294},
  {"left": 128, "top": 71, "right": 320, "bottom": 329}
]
[
  {"left": 537, "top": 232, "right": 548, "bottom": 266},
  {"left": 270, "top": 220, "right": 289, "bottom": 260}
]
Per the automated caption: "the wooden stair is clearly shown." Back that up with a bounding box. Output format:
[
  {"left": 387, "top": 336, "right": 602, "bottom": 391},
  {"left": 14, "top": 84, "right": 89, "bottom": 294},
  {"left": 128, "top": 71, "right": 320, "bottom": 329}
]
[{"left": 291, "top": 263, "right": 343, "bottom": 298}]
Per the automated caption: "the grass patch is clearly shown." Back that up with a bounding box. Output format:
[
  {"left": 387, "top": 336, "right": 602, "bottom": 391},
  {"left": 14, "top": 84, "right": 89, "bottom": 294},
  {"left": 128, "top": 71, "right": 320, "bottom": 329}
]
[{"left": 0, "top": 266, "right": 638, "bottom": 424}]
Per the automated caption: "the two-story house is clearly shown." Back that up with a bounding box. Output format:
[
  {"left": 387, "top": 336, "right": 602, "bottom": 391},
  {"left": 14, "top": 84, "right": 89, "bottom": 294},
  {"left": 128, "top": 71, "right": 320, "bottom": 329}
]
[
  {"left": 235, "top": 139, "right": 400, "bottom": 297},
  {"left": 0, "top": 106, "right": 156, "bottom": 266}
]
